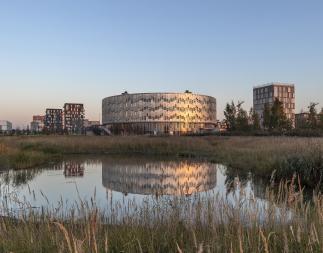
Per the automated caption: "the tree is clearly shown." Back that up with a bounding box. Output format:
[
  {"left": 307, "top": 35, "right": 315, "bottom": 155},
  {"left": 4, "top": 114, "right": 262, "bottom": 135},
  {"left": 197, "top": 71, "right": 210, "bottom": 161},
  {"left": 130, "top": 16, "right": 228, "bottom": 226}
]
[
  {"left": 319, "top": 108, "right": 323, "bottom": 130},
  {"left": 224, "top": 101, "right": 237, "bottom": 131},
  {"left": 308, "top": 102, "right": 319, "bottom": 129},
  {"left": 263, "top": 103, "right": 271, "bottom": 129},
  {"left": 236, "top": 102, "right": 249, "bottom": 131},
  {"left": 270, "top": 98, "right": 292, "bottom": 131},
  {"left": 249, "top": 108, "right": 260, "bottom": 130}
]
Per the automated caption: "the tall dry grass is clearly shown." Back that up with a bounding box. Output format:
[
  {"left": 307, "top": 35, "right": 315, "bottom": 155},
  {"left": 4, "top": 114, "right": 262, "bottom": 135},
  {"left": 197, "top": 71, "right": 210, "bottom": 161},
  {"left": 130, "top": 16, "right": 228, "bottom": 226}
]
[{"left": 0, "top": 177, "right": 322, "bottom": 252}]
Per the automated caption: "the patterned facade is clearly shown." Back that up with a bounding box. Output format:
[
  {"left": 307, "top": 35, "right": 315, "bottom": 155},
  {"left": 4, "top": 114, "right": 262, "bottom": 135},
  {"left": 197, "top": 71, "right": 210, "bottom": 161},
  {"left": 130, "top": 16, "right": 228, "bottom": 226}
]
[
  {"left": 102, "top": 92, "right": 217, "bottom": 134},
  {"left": 253, "top": 83, "right": 295, "bottom": 125},
  {"left": 102, "top": 160, "right": 217, "bottom": 196}
]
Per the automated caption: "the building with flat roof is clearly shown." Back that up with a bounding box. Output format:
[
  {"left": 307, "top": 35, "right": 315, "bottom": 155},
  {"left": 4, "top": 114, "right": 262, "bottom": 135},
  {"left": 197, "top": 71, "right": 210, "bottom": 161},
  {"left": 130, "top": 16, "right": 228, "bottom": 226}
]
[
  {"left": 102, "top": 91, "right": 217, "bottom": 135},
  {"left": 45, "top": 109, "right": 63, "bottom": 133},
  {"left": 63, "top": 103, "right": 85, "bottom": 134},
  {"left": 253, "top": 83, "right": 295, "bottom": 126},
  {"left": 84, "top": 119, "right": 100, "bottom": 128},
  {"left": 0, "top": 120, "right": 12, "bottom": 133},
  {"left": 30, "top": 115, "right": 45, "bottom": 132},
  {"left": 295, "top": 112, "right": 310, "bottom": 129}
]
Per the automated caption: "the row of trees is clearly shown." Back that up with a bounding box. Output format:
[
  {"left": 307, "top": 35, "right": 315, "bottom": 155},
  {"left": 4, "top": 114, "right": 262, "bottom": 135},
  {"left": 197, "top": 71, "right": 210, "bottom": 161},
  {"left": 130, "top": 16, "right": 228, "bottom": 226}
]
[
  {"left": 224, "top": 98, "right": 292, "bottom": 132},
  {"left": 299, "top": 103, "right": 323, "bottom": 129}
]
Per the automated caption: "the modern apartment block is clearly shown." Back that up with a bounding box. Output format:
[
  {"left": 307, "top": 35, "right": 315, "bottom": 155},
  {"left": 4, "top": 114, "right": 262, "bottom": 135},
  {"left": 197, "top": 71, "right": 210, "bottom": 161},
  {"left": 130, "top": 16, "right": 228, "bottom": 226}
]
[
  {"left": 45, "top": 109, "right": 63, "bottom": 133},
  {"left": 253, "top": 83, "right": 295, "bottom": 126},
  {"left": 63, "top": 103, "right": 85, "bottom": 134},
  {"left": 0, "top": 120, "right": 13, "bottom": 132},
  {"left": 30, "top": 115, "right": 45, "bottom": 132}
]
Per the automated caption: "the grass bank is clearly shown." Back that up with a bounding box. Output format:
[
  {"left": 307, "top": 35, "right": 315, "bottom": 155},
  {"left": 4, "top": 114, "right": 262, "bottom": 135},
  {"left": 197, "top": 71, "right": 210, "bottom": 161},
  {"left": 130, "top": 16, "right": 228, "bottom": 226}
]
[
  {"left": 0, "top": 135, "right": 323, "bottom": 188},
  {"left": 0, "top": 179, "right": 322, "bottom": 252}
]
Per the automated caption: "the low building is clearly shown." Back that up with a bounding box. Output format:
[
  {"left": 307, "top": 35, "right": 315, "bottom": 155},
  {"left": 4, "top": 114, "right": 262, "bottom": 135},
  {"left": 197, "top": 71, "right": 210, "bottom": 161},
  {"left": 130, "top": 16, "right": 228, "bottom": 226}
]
[
  {"left": 30, "top": 115, "right": 45, "bottom": 132},
  {"left": 63, "top": 103, "right": 85, "bottom": 134},
  {"left": 295, "top": 112, "right": 323, "bottom": 129},
  {"left": 84, "top": 119, "right": 100, "bottom": 128},
  {"left": 253, "top": 83, "right": 295, "bottom": 126},
  {"left": 0, "top": 120, "right": 13, "bottom": 133},
  {"left": 45, "top": 109, "right": 63, "bottom": 133},
  {"left": 295, "top": 112, "right": 310, "bottom": 129}
]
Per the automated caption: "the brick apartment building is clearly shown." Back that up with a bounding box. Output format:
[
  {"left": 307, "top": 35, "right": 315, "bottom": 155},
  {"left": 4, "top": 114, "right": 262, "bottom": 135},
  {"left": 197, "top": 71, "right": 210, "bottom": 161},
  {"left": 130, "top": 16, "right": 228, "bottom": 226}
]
[
  {"left": 30, "top": 115, "right": 45, "bottom": 132},
  {"left": 63, "top": 103, "right": 85, "bottom": 134},
  {"left": 45, "top": 109, "right": 63, "bottom": 133}
]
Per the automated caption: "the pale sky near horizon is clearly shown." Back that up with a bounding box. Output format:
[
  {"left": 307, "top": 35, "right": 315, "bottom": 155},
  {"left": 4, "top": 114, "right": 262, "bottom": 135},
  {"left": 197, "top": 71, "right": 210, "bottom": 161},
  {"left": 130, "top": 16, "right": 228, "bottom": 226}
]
[{"left": 0, "top": 0, "right": 323, "bottom": 128}]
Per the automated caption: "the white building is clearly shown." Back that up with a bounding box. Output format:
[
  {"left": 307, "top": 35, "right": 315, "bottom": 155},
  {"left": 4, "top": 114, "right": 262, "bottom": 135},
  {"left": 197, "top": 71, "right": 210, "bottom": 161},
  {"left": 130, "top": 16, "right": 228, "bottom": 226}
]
[{"left": 0, "top": 120, "right": 13, "bottom": 132}]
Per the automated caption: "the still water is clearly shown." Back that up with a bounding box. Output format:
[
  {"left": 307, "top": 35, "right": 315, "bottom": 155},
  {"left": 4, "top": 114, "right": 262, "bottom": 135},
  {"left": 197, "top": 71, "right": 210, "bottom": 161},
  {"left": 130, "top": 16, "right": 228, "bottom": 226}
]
[{"left": 0, "top": 156, "right": 274, "bottom": 220}]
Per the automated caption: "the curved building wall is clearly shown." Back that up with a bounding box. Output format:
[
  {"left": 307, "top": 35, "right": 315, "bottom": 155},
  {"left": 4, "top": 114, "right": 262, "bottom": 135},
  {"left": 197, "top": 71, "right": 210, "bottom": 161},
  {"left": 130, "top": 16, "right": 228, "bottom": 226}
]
[
  {"left": 102, "top": 92, "right": 217, "bottom": 134},
  {"left": 102, "top": 160, "right": 217, "bottom": 196}
]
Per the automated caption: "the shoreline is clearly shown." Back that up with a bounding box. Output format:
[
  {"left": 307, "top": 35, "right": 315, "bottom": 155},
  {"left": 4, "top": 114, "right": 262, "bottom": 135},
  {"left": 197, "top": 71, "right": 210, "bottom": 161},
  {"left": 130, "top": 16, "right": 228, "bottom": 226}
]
[{"left": 1, "top": 135, "right": 323, "bottom": 189}]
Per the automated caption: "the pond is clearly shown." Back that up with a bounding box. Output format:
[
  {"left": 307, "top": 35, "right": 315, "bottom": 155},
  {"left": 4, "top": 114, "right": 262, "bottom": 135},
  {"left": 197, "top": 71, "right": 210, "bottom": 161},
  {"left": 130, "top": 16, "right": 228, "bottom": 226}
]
[{"left": 0, "top": 156, "right": 288, "bottom": 223}]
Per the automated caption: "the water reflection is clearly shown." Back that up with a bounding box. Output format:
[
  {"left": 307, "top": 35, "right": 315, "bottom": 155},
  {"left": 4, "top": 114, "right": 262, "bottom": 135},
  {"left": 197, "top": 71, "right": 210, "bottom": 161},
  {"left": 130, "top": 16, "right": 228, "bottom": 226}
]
[
  {"left": 0, "top": 156, "right": 270, "bottom": 218},
  {"left": 64, "top": 161, "right": 85, "bottom": 178},
  {"left": 102, "top": 160, "right": 217, "bottom": 196}
]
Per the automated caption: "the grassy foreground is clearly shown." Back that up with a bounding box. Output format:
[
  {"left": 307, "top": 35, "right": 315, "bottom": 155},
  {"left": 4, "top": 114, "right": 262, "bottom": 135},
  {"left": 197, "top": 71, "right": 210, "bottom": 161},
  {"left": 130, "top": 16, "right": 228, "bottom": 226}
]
[
  {"left": 0, "top": 179, "right": 322, "bottom": 253},
  {"left": 0, "top": 135, "right": 323, "bottom": 188},
  {"left": 0, "top": 136, "right": 323, "bottom": 252}
]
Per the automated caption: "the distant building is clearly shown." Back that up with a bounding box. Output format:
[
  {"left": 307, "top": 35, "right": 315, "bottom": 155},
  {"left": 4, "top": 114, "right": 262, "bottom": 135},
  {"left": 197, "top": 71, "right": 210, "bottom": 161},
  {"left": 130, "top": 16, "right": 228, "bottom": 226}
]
[
  {"left": 45, "top": 109, "right": 63, "bottom": 133},
  {"left": 0, "top": 120, "right": 12, "bottom": 133},
  {"left": 295, "top": 111, "right": 322, "bottom": 129},
  {"left": 63, "top": 103, "right": 85, "bottom": 134},
  {"left": 30, "top": 115, "right": 45, "bottom": 132},
  {"left": 253, "top": 83, "right": 295, "bottom": 126},
  {"left": 64, "top": 161, "right": 84, "bottom": 178},
  {"left": 84, "top": 119, "right": 100, "bottom": 128},
  {"left": 295, "top": 112, "right": 310, "bottom": 129}
]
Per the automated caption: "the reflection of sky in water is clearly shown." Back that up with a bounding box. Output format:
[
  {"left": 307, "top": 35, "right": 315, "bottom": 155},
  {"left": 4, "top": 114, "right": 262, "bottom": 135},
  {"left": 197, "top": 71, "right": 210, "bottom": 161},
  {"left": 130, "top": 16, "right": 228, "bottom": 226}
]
[{"left": 0, "top": 157, "right": 291, "bottom": 222}]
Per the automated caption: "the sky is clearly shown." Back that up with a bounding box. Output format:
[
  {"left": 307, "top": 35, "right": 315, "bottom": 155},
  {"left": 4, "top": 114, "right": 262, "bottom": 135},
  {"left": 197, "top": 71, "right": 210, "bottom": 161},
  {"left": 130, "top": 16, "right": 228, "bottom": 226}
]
[{"left": 0, "top": 0, "right": 322, "bottom": 128}]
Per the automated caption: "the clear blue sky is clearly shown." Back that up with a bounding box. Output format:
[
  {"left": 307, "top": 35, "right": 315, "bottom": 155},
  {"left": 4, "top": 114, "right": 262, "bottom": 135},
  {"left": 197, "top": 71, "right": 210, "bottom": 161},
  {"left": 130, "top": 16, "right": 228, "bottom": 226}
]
[{"left": 0, "top": 0, "right": 322, "bottom": 127}]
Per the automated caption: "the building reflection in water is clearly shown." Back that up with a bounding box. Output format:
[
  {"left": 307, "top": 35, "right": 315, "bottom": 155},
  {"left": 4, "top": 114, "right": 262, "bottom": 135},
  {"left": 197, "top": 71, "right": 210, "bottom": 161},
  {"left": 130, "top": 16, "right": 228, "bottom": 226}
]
[
  {"left": 63, "top": 161, "right": 85, "bottom": 178},
  {"left": 102, "top": 160, "right": 217, "bottom": 196}
]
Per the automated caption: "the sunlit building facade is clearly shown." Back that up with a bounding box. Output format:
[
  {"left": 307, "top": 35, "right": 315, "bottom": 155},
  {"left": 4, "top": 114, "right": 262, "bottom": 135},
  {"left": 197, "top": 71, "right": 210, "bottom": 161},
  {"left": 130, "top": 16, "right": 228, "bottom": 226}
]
[
  {"left": 253, "top": 83, "right": 295, "bottom": 126},
  {"left": 102, "top": 92, "right": 217, "bottom": 134}
]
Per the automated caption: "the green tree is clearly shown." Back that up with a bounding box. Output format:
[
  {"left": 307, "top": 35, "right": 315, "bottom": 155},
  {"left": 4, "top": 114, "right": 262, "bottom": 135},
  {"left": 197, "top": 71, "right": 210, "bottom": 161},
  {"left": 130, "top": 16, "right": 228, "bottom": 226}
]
[
  {"left": 308, "top": 103, "right": 318, "bottom": 129},
  {"left": 319, "top": 108, "right": 323, "bottom": 130},
  {"left": 236, "top": 102, "right": 249, "bottom": 131},
  {"left": 263, "top": 103, "right": 271, "bottom": 129},
  {"left": 224, "top": 101, "right": 237, "bottom": 131},
  {"left": 270, "top": 98, "right": 292, "bottom": 131},
  {"left": 249, "top": 108, "right": 260, "bottom": 130}
]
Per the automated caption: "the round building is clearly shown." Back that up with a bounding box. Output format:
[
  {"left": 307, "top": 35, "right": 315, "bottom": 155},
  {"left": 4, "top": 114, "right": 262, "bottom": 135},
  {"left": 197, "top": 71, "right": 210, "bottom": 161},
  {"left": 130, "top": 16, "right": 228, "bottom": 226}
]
[{"left": 102, "top": 91, "right": 217, "bottom": 135}]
